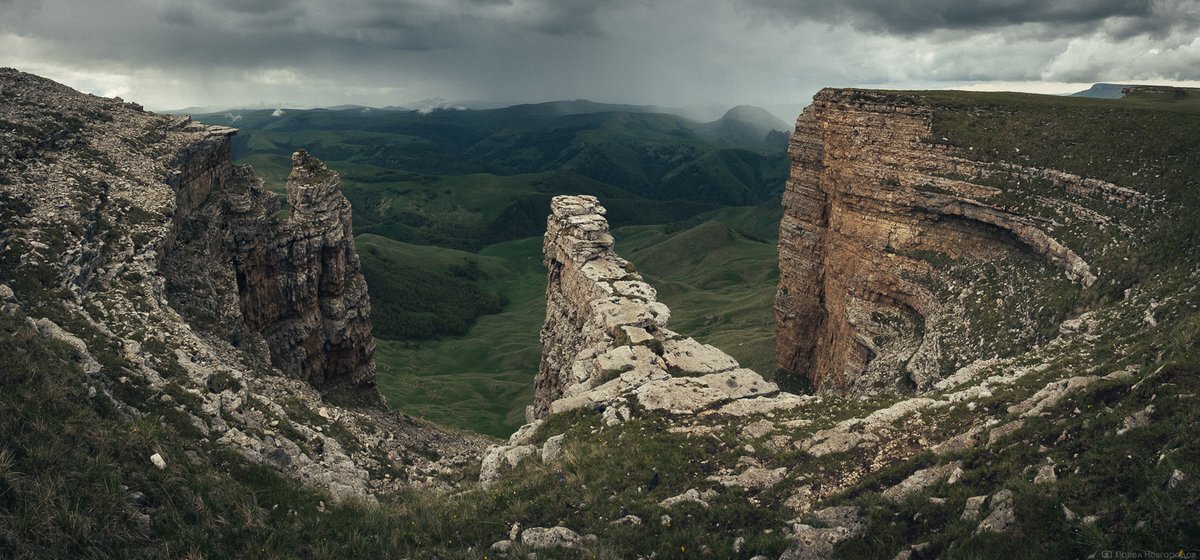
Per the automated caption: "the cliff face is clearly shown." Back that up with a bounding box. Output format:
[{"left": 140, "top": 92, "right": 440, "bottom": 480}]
[
  {"left": 487, "top": 195, "right": 782, "bottom": 483},
  {"left": 163, "top": 144, "right": 375, "bottom": 390},
  {"left": 776, "top": 89, "right": 1131, "bottom": 395},
  {"left": 0, "top": 68, "right": 483, "bottom": 498},
  {"left": 531, "top": 195, "right": 777, "bottom": 420}
]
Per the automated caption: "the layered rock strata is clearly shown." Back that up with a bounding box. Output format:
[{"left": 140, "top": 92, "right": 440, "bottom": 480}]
[
  {"left": 163, "top": 144, "right": 375, "bottom": 390},
  {"left": 488, "top": 195, "right": 782, "bottom": 484},
  {"left": 776, "top": 89, "right": 1116, "bottom": 395},
  {"left": 0, "top": 68, "right": 484, "bottom": 497}
]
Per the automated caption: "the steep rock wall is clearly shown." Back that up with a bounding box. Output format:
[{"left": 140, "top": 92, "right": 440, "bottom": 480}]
[
  {"left": 163, "top": 142, "right": 375, "bottom": 390},
  {"left": 0, "top": 68, "right": 484, "bottom": 497},
  {"left": 531, "top": 195, "right": 776, "bottom": 419},
  {"left": 776, "top": 89, "right": 1106, "bottom": 395}
]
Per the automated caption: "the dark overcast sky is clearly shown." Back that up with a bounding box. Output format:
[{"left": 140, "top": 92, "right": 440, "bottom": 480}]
[{"left": 2, "top": 0, "right": 1199, "bottom": 116}]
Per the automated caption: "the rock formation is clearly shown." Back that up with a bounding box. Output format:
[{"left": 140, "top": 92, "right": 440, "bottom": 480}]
[
  {"left": 163, "top": 144, "right": 375, "bottom": 390},
  {"left": 0, "top": 68, "right": 484, "bottom": 497},
  {"left": 532, "top": 195, "right": 777, "bottom": 420},
  {"left": 484, "top": 195, "right": 784, "bottom": 484},
  {"left": 775, "top": 88, "right": 1140, "bottom": 395}
]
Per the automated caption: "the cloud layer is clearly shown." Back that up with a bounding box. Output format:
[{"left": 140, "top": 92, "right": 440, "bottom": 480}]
[{"left": 2, "top": 0, "right": 1198, "bottom": 111}]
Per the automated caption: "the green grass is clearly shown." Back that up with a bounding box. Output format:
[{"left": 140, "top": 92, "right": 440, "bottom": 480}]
[
  {"left": 615, "top": 211, "right": 780, "bottom": 375},
  {"left": 356, "top": 234, "right": 508, "bottom": 340},
  {"left": 0, "top": 305, "right": 381, "bottom": 559},
  {"left": 3, "top": 271, "right": 1195, "bottom": 559},
  {"left": 915, "top": 86, "right": 1200, "bottom": 282},
  {"left": 372, "top": 237, "right": 547, "bottom": 437}
]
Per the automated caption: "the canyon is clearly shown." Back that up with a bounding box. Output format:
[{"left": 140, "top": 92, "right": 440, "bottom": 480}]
[{"left": 1, "top": 69, "right": 1196, "bottom": 558}]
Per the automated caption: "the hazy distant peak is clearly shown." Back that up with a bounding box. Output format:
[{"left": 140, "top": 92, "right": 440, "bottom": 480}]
[
  {"left": 698, "top": 104, "right": 791, "bottom": 147},
  {"left": 719, "top": 105, "right": 790, "bottom": 133},
  {"left": 1070, "top": 83, "right": 1137, "bottom": 99}
]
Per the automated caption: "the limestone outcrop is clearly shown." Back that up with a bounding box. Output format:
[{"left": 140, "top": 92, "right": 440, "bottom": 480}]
[
  {"left": 163, "top": 142, "right": 375, "bottom": 390},
  {"left": 775, "top": 88, "right": 1131, "bottom": 395},
  {"left": 532, "top": 195, "right": 778, "bottom": 420},
  {"left": 484, "top": 195, "right": 783, "bottom": 485},
  {"left": 0, "top": 68, "right": 485, "bottom": 497}
]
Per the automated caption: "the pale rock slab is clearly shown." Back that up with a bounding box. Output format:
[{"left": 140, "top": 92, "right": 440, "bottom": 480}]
[{"left": 882, "top": 461, "right": 963, "bottom": 502}]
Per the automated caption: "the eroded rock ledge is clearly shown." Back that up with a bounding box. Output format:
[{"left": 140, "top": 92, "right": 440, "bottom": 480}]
[
  {"left": 533, "top": 195, "right": 777, "bottom": 420},
  {"left": 163, "top": 142, "right": 375, "bottom": 390},
  {"left": 775, "top": 89, "right": 1117, "bottom": 395},
  {"left": 486, "top": 195, "right": 784, "bottom": 484}
]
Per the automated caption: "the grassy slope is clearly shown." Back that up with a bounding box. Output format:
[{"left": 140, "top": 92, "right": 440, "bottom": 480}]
[
  {"left": 921, "top": 87, "right": 1200, "bottom": 281},
  {"left": 616, "top": 219, "right": 779, "bottom": 375},
  {"left": 0, "top": 303, "right": 435, "bottom": 560},
  {"left": 356, "top": 234, "right": 507, "bottom": 341},
  {"left": 1, "top": 301, "right": 796, "bottom": 560},
  {"left": 373, "top": 237, "right": 547, "bottom": 438},
  {"left": 4, "top": 287, "right": 1196, "bottom": 560}
]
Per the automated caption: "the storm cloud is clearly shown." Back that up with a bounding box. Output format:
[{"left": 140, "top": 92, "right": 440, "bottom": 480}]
[
  {"left": 1, "top": 0, "right": 1198, "bottom": 113},
  {"left": 748, "top": 0, "right": 1165, "bottom": 35}
]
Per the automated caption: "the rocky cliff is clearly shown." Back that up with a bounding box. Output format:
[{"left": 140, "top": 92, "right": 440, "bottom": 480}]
[
  {"left": 0, "top": 68, "right": 483, "bottom": 498},
  {"left": 487, "top": 195, "right": 784, "bottom": 482},
  {"left": 775, "top": 88, "right": 1149, "bottom": 395},
  {"left": 163, "top": 144, "right": 375, "bottom": 391},
  {"left": 3, "top": 70, "right": 1197, "bottom": 558}
]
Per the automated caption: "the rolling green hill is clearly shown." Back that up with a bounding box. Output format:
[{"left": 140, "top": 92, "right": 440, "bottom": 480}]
[
  {"left": 356, "top": 235, "right": 509, "bottom": 341},
  {"left": 197, "top": 102, "right": 788, "bottom": 249}
]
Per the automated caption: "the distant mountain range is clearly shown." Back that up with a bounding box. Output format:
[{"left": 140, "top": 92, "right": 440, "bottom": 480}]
[
  {"left": 181, "top": 98, "right": 797, "bottom": 130},
  {"left": 195, "top": 99, "right": 791, "bottom": 249}
]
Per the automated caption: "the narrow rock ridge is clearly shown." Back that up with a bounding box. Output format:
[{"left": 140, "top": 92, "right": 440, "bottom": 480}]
[
  {"left": 533, "top": 195, "right": 777, "bottom": 419},
  {"left": 776, "top": 89, "right": 1119, "bottom": 395},
  {"left": 487, "top": 195, "right": 783, "bottom": 483},
  {"left": 533, "top": 194, "right": 668, "bottom": 417}
]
